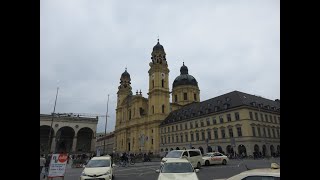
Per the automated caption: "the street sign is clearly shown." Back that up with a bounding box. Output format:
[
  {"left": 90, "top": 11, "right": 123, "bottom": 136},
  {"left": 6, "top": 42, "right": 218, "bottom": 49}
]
[{"left": 48, "top": 153, "right": 68, "bottom": 178}]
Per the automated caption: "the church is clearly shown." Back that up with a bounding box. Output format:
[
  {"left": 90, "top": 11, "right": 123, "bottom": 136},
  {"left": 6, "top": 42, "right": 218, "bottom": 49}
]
[{"left": 114, "top": 40, "right": 280, "bottom": 157}]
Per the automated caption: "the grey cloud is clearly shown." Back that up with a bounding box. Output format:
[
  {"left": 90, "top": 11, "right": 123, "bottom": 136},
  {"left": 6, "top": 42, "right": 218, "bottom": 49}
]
[{"left": 41, "top": 0, "right": 279, "bottom": 133}]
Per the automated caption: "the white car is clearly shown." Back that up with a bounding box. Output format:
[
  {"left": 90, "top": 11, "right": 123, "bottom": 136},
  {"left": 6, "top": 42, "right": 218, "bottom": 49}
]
[
  {"left": 161, "top": 149, "right": 203, "bottom": 169},
  {"left": 215, "top": 163, "right": 280, "bottom": 180},
  {"left": 156, "top": 158, "right": 200, "bottom": 180},
  {"left": 202, "top": 152, "right": 229, "bottom": 166},
  {"left": 80, "top": 155, "right": 115, "bottom": 180}
]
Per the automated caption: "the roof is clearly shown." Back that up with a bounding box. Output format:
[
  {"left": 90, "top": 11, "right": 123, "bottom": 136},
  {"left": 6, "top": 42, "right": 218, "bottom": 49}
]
[
  {"left": 91, "top": 156, "right": 111, "bottom": 160},
  {"left": 161, "top": 90, "right": 280, "bottom": 126},
  {"left": 163, "top": 158, "right": 190, "bottom": 163}
]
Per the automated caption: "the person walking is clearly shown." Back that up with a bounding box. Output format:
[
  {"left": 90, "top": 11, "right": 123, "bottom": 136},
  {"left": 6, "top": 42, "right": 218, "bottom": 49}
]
[{"left": 40, "top": 154, "right": 46, "bottom": 176}]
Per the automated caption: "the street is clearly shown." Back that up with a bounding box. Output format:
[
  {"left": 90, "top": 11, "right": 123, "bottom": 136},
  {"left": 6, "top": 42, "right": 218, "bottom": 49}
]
[{"left": 40, "top": 158, "right": 280, "bottom": 180}]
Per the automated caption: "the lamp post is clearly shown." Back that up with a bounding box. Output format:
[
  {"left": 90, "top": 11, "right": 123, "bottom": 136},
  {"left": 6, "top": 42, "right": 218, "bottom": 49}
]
[
  {"left": 47, "top": 86, "right": 59, "bottom": 154},
  {"left": 103, "top": 94, "right": 110, "bottom": 155}
]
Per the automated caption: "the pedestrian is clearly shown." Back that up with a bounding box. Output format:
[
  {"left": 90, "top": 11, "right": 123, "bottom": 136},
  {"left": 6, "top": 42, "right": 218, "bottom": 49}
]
[
  {"left": 40, "top": 154, "right": 46, "bottom": 176},
  {"left": 43, "top": 154, "right": 51, "bottom": 179}
]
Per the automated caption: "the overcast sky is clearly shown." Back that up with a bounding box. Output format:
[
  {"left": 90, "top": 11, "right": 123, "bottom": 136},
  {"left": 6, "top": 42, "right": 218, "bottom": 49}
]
[{"left": 40, "top": 0, "right": 280, "bottom": 133}]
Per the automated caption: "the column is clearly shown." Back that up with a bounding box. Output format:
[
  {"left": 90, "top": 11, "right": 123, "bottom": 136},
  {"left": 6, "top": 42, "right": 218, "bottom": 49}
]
[
  {"left": 90, "top": 137, "right": 96, "bottom": 152},
  {"left": 50, "top": 136, "right": 56, "bottom": 153},
  {"left": 72, "top": 136, "right": 77, "bottom": 152}
]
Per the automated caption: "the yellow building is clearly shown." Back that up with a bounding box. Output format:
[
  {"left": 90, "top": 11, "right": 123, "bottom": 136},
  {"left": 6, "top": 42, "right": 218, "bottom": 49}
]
[
  {"left": 114, "top": 40, "right": 280, "bottom": 157},
  {"left": 159, "top": 91, "right": 280, "bottom": 157}
]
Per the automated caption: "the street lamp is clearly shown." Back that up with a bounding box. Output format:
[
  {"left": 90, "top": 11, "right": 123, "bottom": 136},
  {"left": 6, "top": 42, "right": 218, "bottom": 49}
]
[
  {"left": 47, "top": 85, "right": 59, "bottom": 154},
  {"left": 103, "top": 94, "right": 110, "bottom": 155}
]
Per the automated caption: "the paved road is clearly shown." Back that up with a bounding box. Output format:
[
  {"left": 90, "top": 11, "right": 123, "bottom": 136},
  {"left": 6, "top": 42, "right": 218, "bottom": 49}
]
[{"left": 40, "top": 158, "right": 280, "bottom": 180}]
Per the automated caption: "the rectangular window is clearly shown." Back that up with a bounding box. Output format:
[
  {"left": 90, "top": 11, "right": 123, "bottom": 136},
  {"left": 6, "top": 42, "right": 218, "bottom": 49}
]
[
  {"left": 274, "top": 116, "right": 277, "bottom": 123},
  {"left": 265, "top": 114, "right": 268, "bottom": 122},
  {"left": 263, "top": 128, "right": 267, "bottom": 137},
  {"left": 172, "top": 136, "right": 174, "bottom": 142},
  {"left": 201, "top": 132, "right": 205, "bottom": 140},
  {"left": 185, "top": 134, "right": 188, "bottom": 142},
  {"left": 219, "top": 115, "right": 224, "bottom": 123},
  {"left": 267, "top": 128, "right": 271, "bottom": 137},
  {"left": 255, "top": 112, "right": 259, "bottom": 120},
  {"left": 237, "top": 127, "right": 242, "bottom": 137},
  {"left": 195, "top": 121, "right": 198, "bottom": 128},
  {"left": 228, "top": 128, "right": 234, "bottom": 138},
  {"left": 257, "top": 127, "right": 261, "bottom": 137},
  {"left": 152, "top": 138, "right": 153, "bottom": 144},
  {"left": 235, "top": 112, "right": 240, "bottom": 120},
  {"left": 277, "top": 129, "right": 280, "bottom": 138},
  {"left": 207, "top": 131, "right": 212, "bottom": 140},
  {"left": 180, "top": 135, "right": 183, "bottom": 143},
  {"left": 174, "top": 95, "right": 178, "bottom": 103},
  {"left": 180, "top": 124, "right": 182, "bottom": 130},
  {"left": 272, "top": 129, "right": 276, "bottom": 138},
  {"left": 196, "top": 132, "right": 199, "bottom": 141},
  {"left": 206, "top": 118, "right": 210, "bottom": 126},
  {"left": 172, "top": 126, "right": 174, "bottom": 132},
  {"left": 214, "top": 130, "right": 219, "bottom": 139},
  {"left": 176, "top": 125, "right": 178, "bottom": 131},
  {"left": 278, "top": 116, "right": 280, "bottom": 124},
  {"left": 227, "top": 114, "right": 231, "bottom": 122},
  {"left": 201, "top": 121, "right": 204, "bottom": 127},
  {"left": 190, "top": 122, "right": 193, "bottom": 128},
  {"left": 162, "top": 79, "right": 164, "bottom": 87},
  {"left": 212, "top": 117, "right": 217, "bottom": 124},
  {"left": 221, "top": 129, "right": 226, "bottom": 138},
  {"left": 269, "top": 115, "right": 272, "bottom": 123},
  {"left": 161, "top": 137, "right": 163, "bottom": 144},
  {"left": 162, "top": 105, "right": 165, "bottom": 113},
  {"left": 252, "top": 126, "right": 256, "bottom": 137},
  {"left": 260, "top": 113, "right": 264, "bottom": 121},
  {"left": 194, "top": 93, "right": 197, "bottom": 101},
  {"left": 184, "top": 93, "right": 187, "bottom": 100},
  {"left": 249, "top": 112, "right": 253, "bottom": 119},
  {"left": 176, "top": 135, "right": 178, "bottom": 143},
  {"left": 168, "top": 137, "right": 170, "bottom": 143},
  {"left": 191, "top": 134, "right": 194, "bottom": 141},
  {"left": 185, "top": 123, "right": 188, "bottom": 130},
  {"left": 168, "top": 127, "right": 170, "bottom": 133}
]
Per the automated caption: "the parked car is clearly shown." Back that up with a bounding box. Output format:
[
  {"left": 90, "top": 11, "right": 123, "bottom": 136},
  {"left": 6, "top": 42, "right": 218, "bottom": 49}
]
[
  {"left": 80, "top": 155, "right": 115, "bottom": 180},
  {"left": 156, "top": 158, "right": 199, "bottom": 180},
  {"left": 161, "top": 149, "right": 203, "bottom": 169},
  {"left": 202, "top": 152, "right": 229, "bottom": 166}
]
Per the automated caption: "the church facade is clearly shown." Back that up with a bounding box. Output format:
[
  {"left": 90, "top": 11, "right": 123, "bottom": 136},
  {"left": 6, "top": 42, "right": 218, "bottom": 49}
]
[{"left": 114, "top": 40, "right": 280, "bottom": 156}]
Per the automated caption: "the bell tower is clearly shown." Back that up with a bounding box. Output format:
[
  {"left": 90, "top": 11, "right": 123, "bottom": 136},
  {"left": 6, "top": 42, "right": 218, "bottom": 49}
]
[
  {"left": 148, "top": 39, "right": 170, "bottom": 119},
  {"left": 116, "top": 68, "right": 132, "bottom": 126}
]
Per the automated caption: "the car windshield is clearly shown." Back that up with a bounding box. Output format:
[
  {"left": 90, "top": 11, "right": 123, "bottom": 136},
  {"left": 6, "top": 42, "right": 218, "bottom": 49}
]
[
  {"left": 204, "top": 154, "right": 213, "bottom": 157},
  {"left": 161, "top": 162, "right": 194, "bottom": 173},
  {"left": 165, "top": 151, "right": 183, "bottom": 158},
  {"left": 86, "top": 159, "right": 110, "bottom": 167}
]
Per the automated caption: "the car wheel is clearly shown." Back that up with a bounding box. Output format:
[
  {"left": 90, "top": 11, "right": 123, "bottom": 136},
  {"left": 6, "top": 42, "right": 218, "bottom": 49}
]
[
  {"left": 222, "top": 159, "right": 227, "bottom": 165},
  {"left": 197, "top": 162, "right": 201, "bottom": 169},
  {"left": 205, "top": 160, "right": 210, "bottom": 166}
]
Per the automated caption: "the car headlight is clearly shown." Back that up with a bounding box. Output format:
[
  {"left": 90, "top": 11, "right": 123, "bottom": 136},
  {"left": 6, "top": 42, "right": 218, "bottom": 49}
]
[
  {"left": 102, "top": 171, "right": 111, "bottom": 175},
  {"left": 81, "top": 171, "right": 87, "bottom": 176}
]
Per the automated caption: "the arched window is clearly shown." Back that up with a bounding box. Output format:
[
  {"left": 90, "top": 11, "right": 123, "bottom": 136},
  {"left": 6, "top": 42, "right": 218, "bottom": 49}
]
[
  {"left": 162, "top": 105, "right": 165, "bottom": 113},
  {"left": 162, "top": 79, "right": 164, "bottom": 87}
]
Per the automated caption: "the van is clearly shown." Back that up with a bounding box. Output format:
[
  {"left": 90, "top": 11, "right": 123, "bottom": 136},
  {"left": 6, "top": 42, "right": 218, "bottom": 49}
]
[{"left": 161, "top": 149, "right": 203, "bottom": 169}]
